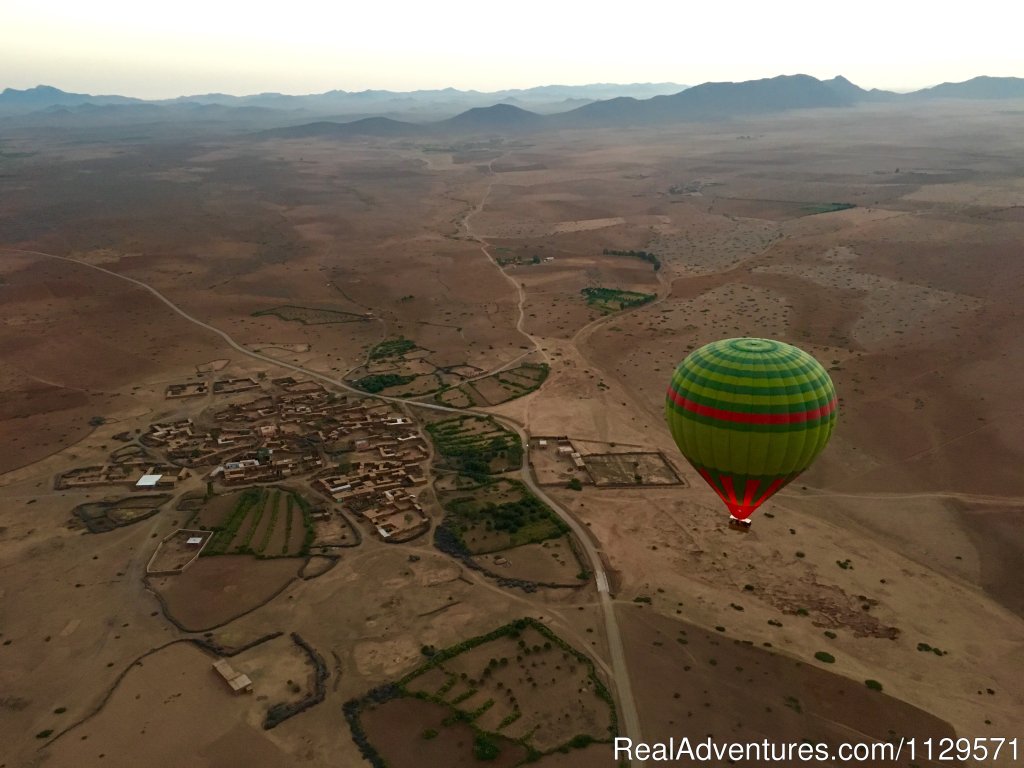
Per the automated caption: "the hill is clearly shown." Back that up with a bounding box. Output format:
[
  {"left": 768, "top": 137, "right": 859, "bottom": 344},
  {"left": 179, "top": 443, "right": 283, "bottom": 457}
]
[
  {"left": 0, "top": 85, "right": 143, "bottom": 112},
  {"left": 434, "top": 103, "right": 544, "bottom": 134},
  {"left": 561, "top": 74, "right": 862, "bottom": 126},
  {"left": 909, "top": 75, "right": 1024, "bottom": 99},
  {"left": 256, "top": 116, "right": 425, "bottom": 139}
]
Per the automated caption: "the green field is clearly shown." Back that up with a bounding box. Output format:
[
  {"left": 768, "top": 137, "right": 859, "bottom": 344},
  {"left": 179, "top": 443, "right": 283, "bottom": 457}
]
[
  {"left": 436, "top": 478, "right": 567, "bottom": 555},
  {"left": 353, "top": 373, "right": 417, "bottom": 393},
  {"left": 602, "top": 248, "right": 661, "bottom": 271},
  {"left": 369, "top": 337, "right": 418, "bottom": 360},
  {"left": 197, "top": 487, "right": 314, "bottom": 557},
  {"left": 581, "top": 286, "right": 656, "bottom": 314},
  {"left": 425, "top": 415, "right": 522, "bottom": 474}
]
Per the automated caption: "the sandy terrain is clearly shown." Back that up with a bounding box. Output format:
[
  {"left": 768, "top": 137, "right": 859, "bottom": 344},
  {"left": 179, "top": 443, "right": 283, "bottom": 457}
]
[
  {"left": 2, "top": 99, "right": 1024, "bottom": 766},
  {"left": 42, "top": 642, "right": 294, "bottom": 768},
  {"left": 618, "top": 606, "right": 957, "bottom": 766},
  {"left": 149, "top": 556, "right": 302, "bottom": 631}
]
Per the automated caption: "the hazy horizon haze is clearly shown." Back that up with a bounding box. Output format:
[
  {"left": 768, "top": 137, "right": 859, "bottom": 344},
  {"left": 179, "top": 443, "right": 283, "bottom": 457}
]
[{"left": 4, "top": 0, "right": 1020, "bottom": 99}]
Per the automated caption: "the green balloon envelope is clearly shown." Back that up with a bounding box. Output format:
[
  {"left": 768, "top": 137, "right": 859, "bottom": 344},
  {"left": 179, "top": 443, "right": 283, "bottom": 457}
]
[{"left": 665, "top": 338, "right": 837, "bottom": 520}]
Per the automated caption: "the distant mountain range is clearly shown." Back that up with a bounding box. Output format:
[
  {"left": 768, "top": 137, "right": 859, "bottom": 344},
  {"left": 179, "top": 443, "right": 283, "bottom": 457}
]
[
  {"left": 2, "top": 75, "right": 1022, "bottom": 136},
  {"left": 0, "top": 82, "right": 687, "bottom": 118}
]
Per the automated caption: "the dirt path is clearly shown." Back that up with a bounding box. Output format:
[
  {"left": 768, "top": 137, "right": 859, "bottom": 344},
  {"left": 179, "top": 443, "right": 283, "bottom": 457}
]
[{"left": 460, "top": 159, "right": 549, "bottom": 366}]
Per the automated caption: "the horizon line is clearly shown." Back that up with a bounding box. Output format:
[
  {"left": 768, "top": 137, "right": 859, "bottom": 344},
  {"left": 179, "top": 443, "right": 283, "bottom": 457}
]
[{"left": 5, "top": 73, "right": 1019, "bottom": 102}]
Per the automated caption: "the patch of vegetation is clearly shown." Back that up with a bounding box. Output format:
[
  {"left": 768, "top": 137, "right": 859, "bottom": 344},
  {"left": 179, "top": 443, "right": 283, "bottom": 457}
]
[
  {"left": 206, "top": 488, "right": 262, "bottom": 554},
  {"left": 473, "top": 732, "right": 501, "bottom": 760},
  {"left": 354, "top": 373, "right": 417, "bottom": 393},
  {"left": 814, "top": 651, "right": 836, "bottom": 664},
  {"left": 369, "top": 336, "right": 417, "bottom": 360},
  {"left": 801, "top": 202, "right": 856, "bottom": 216},
  {"left": 440, "top": 481, "right": 568, "bottom": 554},
  {"left": 426, "top": 415, "right": 522, "bottom": 475},
  {"left": 865, "top": 679, "right": 884, "bottom": 692},
  {"left": 440, "top": 363, "right": 550, "bottom": 409},
  {"left": 916, "top": 642, "right": 948, "bottom": 656},
  {"left": 602, "top": 248, "right": 661, "bottom": 271},
  {"left": 581, "top": 286, "right": 656, "bottom": 313},
  {"left": 567, "top": 477, "right": 583, "bottom": 491},
  {"left": 253, "top": 305, "right": 364, "bottom": 325},
  {"left": 257, "top": 493, "right": 281, "bottom": 554},
  {"left": 201, "top": 487, "right": 312, "bottom": 558}
]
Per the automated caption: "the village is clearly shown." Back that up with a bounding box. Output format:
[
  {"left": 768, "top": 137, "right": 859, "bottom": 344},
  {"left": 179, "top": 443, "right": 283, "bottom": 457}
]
[{"left": 58, "top": 375, "right": 434, "bottom": 543}]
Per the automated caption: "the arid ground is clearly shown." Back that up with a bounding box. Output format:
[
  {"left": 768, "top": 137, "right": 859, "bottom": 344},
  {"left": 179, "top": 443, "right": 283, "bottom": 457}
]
[{"left": 2, "top": 99, "right": 1023, "bottom": 767}]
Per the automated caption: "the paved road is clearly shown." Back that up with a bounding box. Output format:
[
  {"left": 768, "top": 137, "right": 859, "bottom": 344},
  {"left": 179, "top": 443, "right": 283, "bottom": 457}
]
[{"left": 5, "top": 243, "right": 643, "bottom": 756}]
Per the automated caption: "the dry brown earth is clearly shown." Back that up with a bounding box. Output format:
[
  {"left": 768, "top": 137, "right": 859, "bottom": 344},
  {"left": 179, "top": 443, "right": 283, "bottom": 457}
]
[{"left": 3, "top": 100, "right": 1024, "bottom": 766}]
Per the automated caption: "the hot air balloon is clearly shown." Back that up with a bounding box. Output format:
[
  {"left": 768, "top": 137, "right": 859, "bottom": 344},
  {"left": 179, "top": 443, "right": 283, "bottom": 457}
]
[{"left": 665, "top": 338, "right": 837, "bottom": 528}]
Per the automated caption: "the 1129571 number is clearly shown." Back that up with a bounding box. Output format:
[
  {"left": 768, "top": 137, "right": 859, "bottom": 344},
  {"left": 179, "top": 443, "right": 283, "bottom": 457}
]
[{"left": 907, "top": 737, "right": 1018, "bottom": 762}]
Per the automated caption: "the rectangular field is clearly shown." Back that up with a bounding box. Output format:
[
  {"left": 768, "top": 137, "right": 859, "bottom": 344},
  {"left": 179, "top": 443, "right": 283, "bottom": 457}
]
[
  {"left": 439, "top": 479, "right": 567, "bottom": 554},
  {"left": 425, "top": 415, "right": 522, "bottom": 474},
  {"left": 584, "top": 452, "right": 683, "bottom": 487},
  {"left": 195, "top": 487, "right": 313, "bottom": 557}
]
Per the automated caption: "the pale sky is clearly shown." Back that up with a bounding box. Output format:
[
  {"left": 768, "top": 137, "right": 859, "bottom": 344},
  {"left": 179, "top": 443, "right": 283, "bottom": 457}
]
[{"left": 3, "top": 0, "right": 1020, "bottom": 98}]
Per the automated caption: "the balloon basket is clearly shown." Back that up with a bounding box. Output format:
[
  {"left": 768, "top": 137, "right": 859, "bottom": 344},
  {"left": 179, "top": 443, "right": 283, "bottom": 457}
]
[{"left": 727, "top": 517, "right": 752, "bottom": 533}]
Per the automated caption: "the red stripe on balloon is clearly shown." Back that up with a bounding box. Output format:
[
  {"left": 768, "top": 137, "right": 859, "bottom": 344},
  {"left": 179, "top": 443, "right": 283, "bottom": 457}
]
[
  {"left": 720, "top": 474, "right": 737, "bottom": 504},
  {"left": 666, "top": 387, "right": 837, "bottom": 425},
  {"left": 698, "top": 468, "right": 729, "bottom": 504}
]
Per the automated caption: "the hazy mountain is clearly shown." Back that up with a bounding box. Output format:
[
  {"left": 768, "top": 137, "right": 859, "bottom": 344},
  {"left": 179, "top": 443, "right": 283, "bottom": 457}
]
[
  {"left": 5, "top": 75, "right": 1022, "bottom": 139},
  {"left": 0, "top": 85, "right": 142, "bottom": 111},
  {"left": 257, "top": 116, "right": 425, "bottom": 139},
  {"left": 435, "top": 103, "right": 544, "bottom": 134},
  {"left": 252, "top": 104, "right": 546, "bottom": 142},
  {"left": 908, "top": 76, "right": 1024, "bottom": 99},
  {"left": 820, "top": 75, "right": 900, "bottom": 102},
  {"left": 0, "top": 83, "right": 687, "bottom": 120},
  {"left": 568, "top": 74, "right": 854, "bottom": 126}
]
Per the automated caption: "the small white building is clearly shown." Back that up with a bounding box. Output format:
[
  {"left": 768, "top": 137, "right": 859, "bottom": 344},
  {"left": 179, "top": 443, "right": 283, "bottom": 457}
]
[{"left": 136, "top": 474, "right": 163, "bottom": 488}]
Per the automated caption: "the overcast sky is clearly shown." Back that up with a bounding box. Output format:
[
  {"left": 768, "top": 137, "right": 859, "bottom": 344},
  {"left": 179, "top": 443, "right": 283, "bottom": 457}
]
[{"left": 3, "top": 0, "right": 1019, "bottom": 98}]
